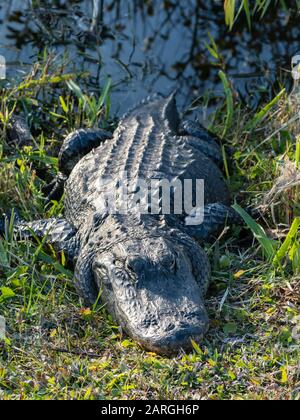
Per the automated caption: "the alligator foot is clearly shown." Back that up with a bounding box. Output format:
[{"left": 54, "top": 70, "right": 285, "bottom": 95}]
[
  {"left": 185, "top": 203, "right": 242, "bottom": 241},
  {"left": 0, "top": 213, "right": 80, "bottom": 261},
  {"left": 7, "top": 116, "right": 34, "bottom": 147},
  {"left": 42, "top": 172, "right": 68, "bottom": 201},
  {"left": 59, "top": 128, "right": 113, "bottom": 175}
]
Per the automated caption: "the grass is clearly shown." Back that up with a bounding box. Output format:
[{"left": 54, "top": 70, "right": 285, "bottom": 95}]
[
  {"left": 0, "top": 53, "right": 300, "bottom": 400},
  {"left": 224, "top": 0, "right": 300, "bottom": 30}
]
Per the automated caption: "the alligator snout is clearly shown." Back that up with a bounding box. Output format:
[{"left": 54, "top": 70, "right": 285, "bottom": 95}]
[{"left": 137, "top": 304, "right": 209, "bottom": 355}]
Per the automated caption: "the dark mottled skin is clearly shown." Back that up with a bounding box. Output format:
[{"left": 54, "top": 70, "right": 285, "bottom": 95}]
[
  {"left": 1, "top": 94, "right": 240, "bottom": 355},
  {"left": 7, "top": 116, "right": 34, "bottom": 147}
]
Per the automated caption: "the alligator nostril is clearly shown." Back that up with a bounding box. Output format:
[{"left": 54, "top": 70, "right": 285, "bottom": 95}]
[
  {"left": 182, "top": 309, "right": 204, "bottom": 321},
  {"left": 185, "top": 313, "right": 196, "bottom": 320},
  {"left": 165, "top": 323, "right": 176, "bottom": 332},
  {"left": 142, "top": 316, "right": 158, "bottom": 328}
]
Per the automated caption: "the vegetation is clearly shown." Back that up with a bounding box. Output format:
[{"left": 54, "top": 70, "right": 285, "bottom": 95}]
[
  {"left": 224, "top": 0, "right": 300, "bottom": 29},
  {"left": 0, "top": 2, "right": 299, "bottom": 401}
]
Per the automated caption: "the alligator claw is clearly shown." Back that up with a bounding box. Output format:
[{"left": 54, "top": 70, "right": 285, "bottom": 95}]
[
  {"left": 42, "top": 173, "right": 67, "bottom": 202},
  {"left": 7, "top": 116, "right": 34, "bottom": 147}
]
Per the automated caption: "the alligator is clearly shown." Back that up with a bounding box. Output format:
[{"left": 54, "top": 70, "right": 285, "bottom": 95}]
[{"left": 1, "top": 93, "right": 241, "bottom": 355}]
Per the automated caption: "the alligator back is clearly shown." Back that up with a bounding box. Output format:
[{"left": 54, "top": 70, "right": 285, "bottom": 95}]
[{"left": 65, "top": 94, "right": 230, "bottom": 229}]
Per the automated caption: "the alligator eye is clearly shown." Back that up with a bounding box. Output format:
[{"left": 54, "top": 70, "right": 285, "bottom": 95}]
[
  {"left": 161, "top": 253, "right": 177, "bottom": 273},
  {"left": 170, "top": 257, "right": 177, "bottom": 272},
  {"left": 126, "top": 257, "right": 146, "bottom": 274},
  {"left": 95, "top": 262, "right": 108, "bottom": 275},
  {"left": 167, "top": 255, "right": 177, "bottom": 274},
  {"left": 126, "top": 262, "right": 134, "bottom": 272}
]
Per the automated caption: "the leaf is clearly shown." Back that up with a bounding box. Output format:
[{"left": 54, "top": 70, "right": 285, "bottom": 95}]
[
  {"left": 219, "top": 71, "right": 234, "bottom": 137},
  {"left": 273, "top": 217, "right": 300, "bottom": 267},
  {"left": 228, "top": 370, "right": 237, "bottom": 380},
  {"left": 59, "top": 96, "right": 69, "bottom": 113},
  {"left": 61, "top": 251, "right": 66, "bottom": 267},
  {"left": 67, "top": 80, "right": 87, "bottom": 104},
  {"left": 219, "top": 255, "right": 231, "bottom": 269},
  {"left": 49, "top": 112, "right": 68, "bottom": 121},
  {"left": 83, "top": 387, "right": 93, "bottom": 400},
  {"left": 224, "top": 0, "right": 236, "bottom": 30},
  {"left": 121, "top": 339, "right": 134, "bottom": 348},
  {"left": 98, "top": 78, "right": 112, "bottom": 109},
  {"left": 259, "top": 0, "right": 273, "bottom": 18},
  {"left": 243, "top": 0, "right": 251, "bottom": 30},
  {"left": 223, "top": 322, "right": 237, "bottom": 334},
  {"left": 0, "top": 287, "right": 15, "bottom": 300},
  {"left": 50, "top": 329, "right": 57, "bottom": 338},
  {"left": 232, "top": 204, "right": 277, "bottom": 261},
  {"left": 219, "top": 288, "right": 230, "bottom": 313},
  {"left": 234, "top": 270, "right": 246, "bottom": 279},
  {"left": 205, "top": 43, "right": 219, "bottom": 60},
  {"left": 80, "top": 308, "right": 92, "bottom": 317},
  {"left": 245, "top": 89, "right": 285, "bottom": 131},
  {"left": 281, "top": 367, "right": 288, "bottom": 384},
  {"left": 191, "top": 339, "right": 203, "bottom": 356},
  {"left": 222, "top": 144, "right": 230, "bottom": 180},
  {"left": 208, "top": 359, "right": 217, "bottom": 368},
  {"left": 205, "top": 32, "right": 220, "bottom": 61},
  {"left": 0, "top": 112, "right": 6, "bottom": 123},
  {"left": 17, "top": 73, "right": 75, "bottom": 91}
]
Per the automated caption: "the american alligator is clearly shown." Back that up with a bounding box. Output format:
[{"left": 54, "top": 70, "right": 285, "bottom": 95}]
[{"left": 1, "top": 93, "right": 241, "bottom": 355}]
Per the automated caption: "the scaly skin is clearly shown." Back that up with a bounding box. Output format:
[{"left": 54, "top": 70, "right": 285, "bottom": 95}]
[
  {"left": 7, "top": 116, "right": 34, "bottom": 147},
  {"left": 2, "top": 93, "right": 241, "bottom": 355}
]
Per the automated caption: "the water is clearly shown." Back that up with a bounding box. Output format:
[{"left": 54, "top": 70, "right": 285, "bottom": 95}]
[{"left": 0, "top": 0, "right": 300, "bottom": 118}]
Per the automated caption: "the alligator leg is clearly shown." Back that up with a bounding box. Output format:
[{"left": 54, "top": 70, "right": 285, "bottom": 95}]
[
  {"left": 179, "top": 119, "right": 221, "bottom": 145},
  {"left": 0, "top": 214, "right": 80, "bottom": 261},
  {"left": 59, "top": 128, "right": 113, "bottom": 176},
  {"left": 43, "top": 128, "right": 113, "bottom": 201},
  {"left": 42, "top": 172, "right": 68, "bottom": 201},
  {"left": 1, "top": 214, "right": 98, "bottom": 305},
  {"left": 185, "top": 203, "right": 242, "bottom": 241},
  {"left": 178, "top": 120, "right": 223, "bottom": 167}
]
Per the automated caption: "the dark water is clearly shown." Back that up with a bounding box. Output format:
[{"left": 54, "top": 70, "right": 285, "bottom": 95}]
[{"left": 0, "top": 0, "right": 300, "bottom": 118}]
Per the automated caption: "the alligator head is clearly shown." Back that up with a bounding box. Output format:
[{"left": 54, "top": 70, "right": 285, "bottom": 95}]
[{"left": 93, "top": 228, "right": 210, "bottom": 355}]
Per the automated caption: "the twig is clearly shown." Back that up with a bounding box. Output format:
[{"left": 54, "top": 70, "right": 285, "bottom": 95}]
[{"left": 49, "top": 346, "right": 102, "bottom": 358}]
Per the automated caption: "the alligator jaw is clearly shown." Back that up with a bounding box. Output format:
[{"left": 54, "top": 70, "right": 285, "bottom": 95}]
[
  {"left": 136, "top": 325, "right": 209, "bottom": 356},
  {"left": 132, "top": 302, "right": 209, "bottom": 356}
]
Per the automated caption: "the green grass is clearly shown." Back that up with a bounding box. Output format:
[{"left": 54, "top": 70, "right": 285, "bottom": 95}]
[
  {"left": 0, "top": 55, "right": 300, "bottom": 400},
  {"left": 224, "top": 0, "right": 300, "bottom": 30}
]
